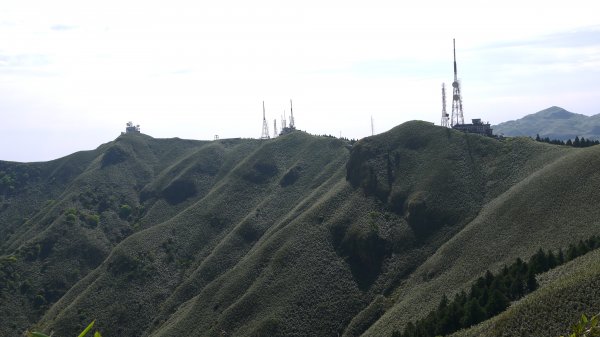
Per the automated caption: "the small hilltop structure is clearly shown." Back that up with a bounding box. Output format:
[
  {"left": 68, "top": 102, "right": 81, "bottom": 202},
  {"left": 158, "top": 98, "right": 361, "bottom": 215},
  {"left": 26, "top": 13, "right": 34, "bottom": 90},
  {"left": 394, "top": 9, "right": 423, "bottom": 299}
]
[
  {"left": 123, "top": 121, "right": 140, "bottom": 134},
  {"left": 441, "top": 39, "right": 493, "bottom": 137}
]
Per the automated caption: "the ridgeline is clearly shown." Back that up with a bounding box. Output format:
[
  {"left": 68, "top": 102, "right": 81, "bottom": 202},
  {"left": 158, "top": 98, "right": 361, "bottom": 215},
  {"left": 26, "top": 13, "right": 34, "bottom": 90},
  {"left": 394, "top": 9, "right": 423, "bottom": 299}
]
[{"left": 1, "top": 121, "right": 599, "bottom": 337}]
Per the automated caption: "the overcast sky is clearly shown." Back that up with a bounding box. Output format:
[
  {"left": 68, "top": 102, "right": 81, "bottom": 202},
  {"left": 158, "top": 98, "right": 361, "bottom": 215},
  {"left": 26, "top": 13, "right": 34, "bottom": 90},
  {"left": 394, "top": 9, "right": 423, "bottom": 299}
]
[{"left": 1, "top": 0, "right": 599, "bottom": 162}]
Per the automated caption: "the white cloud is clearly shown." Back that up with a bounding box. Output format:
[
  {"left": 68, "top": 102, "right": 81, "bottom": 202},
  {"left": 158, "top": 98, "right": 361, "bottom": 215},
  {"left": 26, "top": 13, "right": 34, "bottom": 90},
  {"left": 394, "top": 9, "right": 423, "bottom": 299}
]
[{"left": 0, "top": 0, "right": 599, "bottom": 161}]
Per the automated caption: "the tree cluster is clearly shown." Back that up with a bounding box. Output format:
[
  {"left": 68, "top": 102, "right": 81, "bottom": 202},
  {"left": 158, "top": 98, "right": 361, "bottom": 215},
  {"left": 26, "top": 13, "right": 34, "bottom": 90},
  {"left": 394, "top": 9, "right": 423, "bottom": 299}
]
[
  {"left": 393, "top": 235, "right": 600, "bottom": 337},
  {"left": 535, "top": 134, "right": 600, "bottom": 148},
  {"left": 318, "top": 134, "right": 357, "bottom": 144}
]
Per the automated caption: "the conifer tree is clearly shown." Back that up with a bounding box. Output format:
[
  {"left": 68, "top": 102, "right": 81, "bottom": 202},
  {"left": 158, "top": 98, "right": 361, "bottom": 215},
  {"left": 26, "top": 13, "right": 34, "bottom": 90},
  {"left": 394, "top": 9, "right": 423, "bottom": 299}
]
[{"left": 486, "top": 289, "right": 509, "bottom": 316}]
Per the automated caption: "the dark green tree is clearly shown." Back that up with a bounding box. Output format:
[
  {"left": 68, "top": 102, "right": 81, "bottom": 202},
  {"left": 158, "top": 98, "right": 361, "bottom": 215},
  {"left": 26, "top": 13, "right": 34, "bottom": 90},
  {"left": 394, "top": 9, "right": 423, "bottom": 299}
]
[
  {"left": 486, "top": 289, "right": 509, "bottom": 316},
  {"left": 461, "top": 298, "right": 486, "bottom": 328}
]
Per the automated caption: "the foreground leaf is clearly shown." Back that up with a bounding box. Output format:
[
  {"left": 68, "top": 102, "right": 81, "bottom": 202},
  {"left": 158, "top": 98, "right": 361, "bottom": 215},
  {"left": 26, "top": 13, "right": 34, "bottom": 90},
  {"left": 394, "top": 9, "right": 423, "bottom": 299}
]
[
  {"left": 29, "top": 333, "right": 51, "bottom": 337},
  {"left": 77, "top": 320, "right": 96, "bottom": 337}
]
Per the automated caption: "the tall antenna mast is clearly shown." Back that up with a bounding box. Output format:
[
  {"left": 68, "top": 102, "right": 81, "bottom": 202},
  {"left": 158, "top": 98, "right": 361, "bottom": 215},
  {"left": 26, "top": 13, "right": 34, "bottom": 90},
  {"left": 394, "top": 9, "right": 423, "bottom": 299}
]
[
  {"left": 260, "top": 101, "right": 270, "bottom": 139},
  {"left": 441, "top": 83, "right": 449, "bottom": 127},
  {"left": 450, "top": 38, "right": 464, "bottom": 126},
  {"left": 289, "top": 99, "right": 295, "bottom": 129},
  {"left": 273, "top": 119, "right": 278, "bottom": 138},
  {"left": 282, "top": 110, "right": 287, "bottom": 129},
  {"left": 371, "top": 116, "right": 374, "bottom": 136}
]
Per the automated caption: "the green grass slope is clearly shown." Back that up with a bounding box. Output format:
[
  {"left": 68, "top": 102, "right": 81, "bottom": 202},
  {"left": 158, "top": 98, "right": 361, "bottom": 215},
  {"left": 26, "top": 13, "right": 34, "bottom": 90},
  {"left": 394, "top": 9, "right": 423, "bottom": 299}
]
[
  {"left": 363, "top": 142, "right": 600, "bottom": 336},
  {"left": 452, "top": 248, "right": 600, "bottom": 337},
  {"left": 0, "top": 133, "right": 220, "bottom": 336},
  {"left": 34, "top": 132, "right": 361, "bottom": 337},
  {"left": 1, "top": 121, "right": 597, "bottom": 337}
]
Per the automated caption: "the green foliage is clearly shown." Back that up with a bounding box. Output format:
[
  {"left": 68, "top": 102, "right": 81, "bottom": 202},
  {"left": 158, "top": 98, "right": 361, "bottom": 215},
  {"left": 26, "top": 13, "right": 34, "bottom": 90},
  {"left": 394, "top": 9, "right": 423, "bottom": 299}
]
[
  {"left": 0, "top": 171, "right": 15, "bottom": 191},
  {"left": 101, "top": 145, "right": 128, "bottom": 167},
  {"left": 107, "top": 251, "right": 155, "bottom": 281},
  {"left": 161, "top": 180, "right": 197, "bottom": 204},
  {"left": 279, "top": 165, "right": 302, "bottom": 186},
  {"left": 535, "top": 134, "right": 600, "bottom": 147},
  {"left": 82, "top": 213, "right": 100, "bottom": 227},
  {"left": 339, "top": 222, "right": 391, "bottom": 290},
  {"left": 395, "top": 235, "right": 600, "bottom": 337},
  {"left": 118, "top": 204, "right": 132, "bottom": 219},
  {"left": 561, "top": 314, "right": 600, "bottom": 337},
  {"left": 242, "top": 160, "right": 279, "bottom": 184},
  {"left": 0, "top": 163, "right": 39, "bottom": 197},
  {"left": 0, "top": 255, "right": 18, "bottom": 291},
  {"left": 65, "top": 208, "right": 78, "bottom": 224},
  {"left": 3, "top": 122, "right": 600, "bottom": 337}
]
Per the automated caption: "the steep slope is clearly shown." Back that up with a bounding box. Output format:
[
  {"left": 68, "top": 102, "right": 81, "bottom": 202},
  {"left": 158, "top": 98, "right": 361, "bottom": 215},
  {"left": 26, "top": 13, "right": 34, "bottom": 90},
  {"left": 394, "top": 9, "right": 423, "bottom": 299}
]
[
  {"left": 1, "top": 121, "right": 596, "bottom": 337},
  {"left": 452, "top": 248, "right": 600, "bottom": 337},
  {"left": 0, "top": 134, "right": 233, "bottom": 336},
  {"left": 363, "top": 141, "right": 600, "bottom": 336},
  {"left": 494, "top": 106, "right": 600, "bottom": 140},
  {"left": 36, "top": 131, "right": 359, "bottom": 337}
]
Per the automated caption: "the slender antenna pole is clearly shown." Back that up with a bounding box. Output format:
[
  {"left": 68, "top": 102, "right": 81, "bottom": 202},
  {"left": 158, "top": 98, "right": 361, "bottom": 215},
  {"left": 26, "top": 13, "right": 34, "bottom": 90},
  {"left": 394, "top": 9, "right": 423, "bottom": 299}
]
[
  {"left": 289, "top": 99, "right": 295, "bottom": 128},
  {"left": 371, "top": 116, "right": 374, "bottom": 136}
]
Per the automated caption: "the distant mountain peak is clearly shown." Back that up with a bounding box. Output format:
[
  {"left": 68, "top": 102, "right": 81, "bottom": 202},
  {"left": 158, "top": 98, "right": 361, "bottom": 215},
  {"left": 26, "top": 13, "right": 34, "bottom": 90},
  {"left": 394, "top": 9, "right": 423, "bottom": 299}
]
[{"left": 494, "top": 106, "right": 599, "bottom": 140}]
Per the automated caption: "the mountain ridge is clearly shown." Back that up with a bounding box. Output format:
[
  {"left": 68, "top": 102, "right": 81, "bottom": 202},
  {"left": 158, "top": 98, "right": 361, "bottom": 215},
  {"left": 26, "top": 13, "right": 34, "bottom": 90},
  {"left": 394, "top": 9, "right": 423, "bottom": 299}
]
[
  {"left": 494, "top": 106, "right": 600, "bottom": 140},
  {"left": 1, "top": 121, "right": 599, "bottom": 337}
]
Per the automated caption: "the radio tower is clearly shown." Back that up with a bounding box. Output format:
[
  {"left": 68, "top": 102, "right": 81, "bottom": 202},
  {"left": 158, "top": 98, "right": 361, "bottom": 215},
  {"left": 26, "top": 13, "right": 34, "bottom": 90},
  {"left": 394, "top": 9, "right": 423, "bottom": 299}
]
[
  {"left": 441, "top": 83, "right": 449, "bottom": 127},
  {"left": 260, "top": 101, "right": 270, "bottom": 139},
  {"left": 273, "top": 119, "right": 278, "bottom": 138},
  {"left": 289, "top": 99, "right": 295, "bottom": 129},
  {"left": 282, "top": 110, "right": 287, "bottom": 129},
  {"left": 450, "top": 38, "right": 464, "bottom": 126}
]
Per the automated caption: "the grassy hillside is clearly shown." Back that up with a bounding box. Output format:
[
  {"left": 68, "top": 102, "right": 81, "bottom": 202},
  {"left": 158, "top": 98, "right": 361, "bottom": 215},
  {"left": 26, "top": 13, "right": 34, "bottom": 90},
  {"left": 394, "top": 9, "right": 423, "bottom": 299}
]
[
  {"left": 363, "top": 141, "right": 600, "bottom": 336},
  {"left": 452, "top": 248, "right": 600, "bottom": 337},
  {"left": 1, "top": 122, "right": 598, "bottom": 337},
  {"left": 494, "top": 106, "right": 600, "bottom": 140}
]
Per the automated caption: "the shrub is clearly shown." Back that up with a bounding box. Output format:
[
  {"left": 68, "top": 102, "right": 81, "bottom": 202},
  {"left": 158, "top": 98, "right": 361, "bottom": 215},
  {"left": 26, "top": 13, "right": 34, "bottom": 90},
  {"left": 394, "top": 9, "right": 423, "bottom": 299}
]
[
  {"left": 65, "top": 208, "right": 78, "bottom": 224},
  {"left": 84, "top": 214, "right": 100, "bottom": 227},
  {"left": 118, "top": 204, "right": 132, "bottom": 219}
]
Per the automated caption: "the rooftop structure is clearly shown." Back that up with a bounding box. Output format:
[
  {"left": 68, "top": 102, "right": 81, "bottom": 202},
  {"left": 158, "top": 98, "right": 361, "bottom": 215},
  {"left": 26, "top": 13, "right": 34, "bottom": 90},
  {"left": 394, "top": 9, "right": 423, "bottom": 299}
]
[
  {"left": 452, "top": 118, "right": 493, "bottom": 137},
  {"left": 125, "top": 121, "right": 140, "bottom": 134}
]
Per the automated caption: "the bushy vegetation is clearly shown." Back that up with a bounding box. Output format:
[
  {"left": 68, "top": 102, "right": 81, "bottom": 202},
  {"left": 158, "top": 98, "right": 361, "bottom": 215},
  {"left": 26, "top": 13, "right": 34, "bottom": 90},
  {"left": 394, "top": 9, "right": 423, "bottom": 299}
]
[
  {"left": 3, "top": 122, "right": 600, "bottom": 337},
  {"left": 451, "top": 246, "right": 600, "bottom": 337},
  {"left": 393, "top": 235, "right": 600, "bottom": 337},
  {"left": 0, "top": 165, "right": 39, "bottom": 196},
  {"left": 0, "top": 255, "right": 17, "bottom": 291},
  {"left": 535, "top": 134, "right": 600, "bottom": 147}
]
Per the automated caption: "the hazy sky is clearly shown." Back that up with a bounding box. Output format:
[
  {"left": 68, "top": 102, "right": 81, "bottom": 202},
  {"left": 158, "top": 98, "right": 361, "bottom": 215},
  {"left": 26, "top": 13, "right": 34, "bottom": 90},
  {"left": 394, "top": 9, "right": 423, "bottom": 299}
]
[{"left": 1, "top": 0, "right": 599, "bottom": 162}]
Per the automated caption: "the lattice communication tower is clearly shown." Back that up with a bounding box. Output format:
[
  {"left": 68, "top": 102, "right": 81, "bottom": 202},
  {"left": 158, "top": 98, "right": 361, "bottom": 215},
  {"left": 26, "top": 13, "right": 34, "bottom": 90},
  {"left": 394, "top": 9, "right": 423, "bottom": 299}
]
[
  {"left": 260, "top": 101, "right": 270, "bottom": 139},
  {"left": 441, "top": 83, "right": 449, "bottom": 127},
  {"left": 450, "top": 38, "right": 464, "bottom": 126}
]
